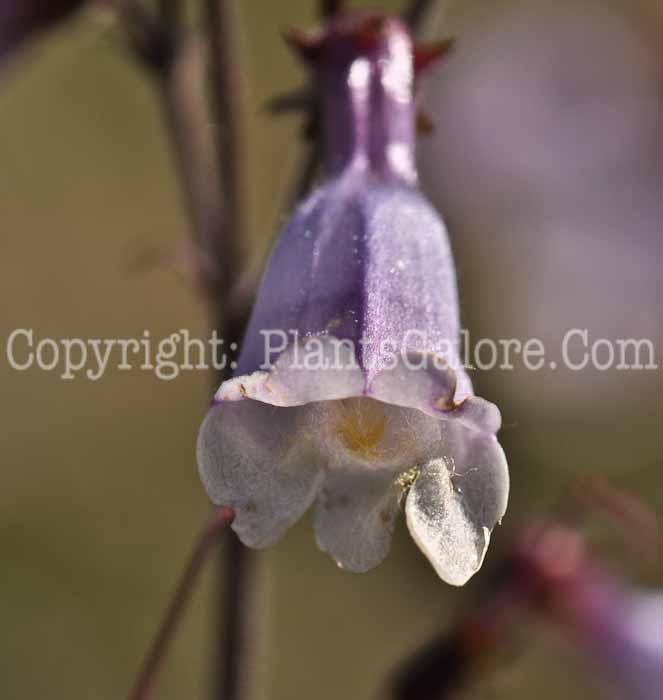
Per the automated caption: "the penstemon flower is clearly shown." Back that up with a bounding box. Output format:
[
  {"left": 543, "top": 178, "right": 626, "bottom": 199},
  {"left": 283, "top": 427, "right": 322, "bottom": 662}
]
[
  {"left": 197, "top": 14, "right": 509, "bottom": 585},
  {"left": 519, "top": 522, "right": 663, "bottom": 700},
  {"left": 577, "top": 587, "right": 663, "bottom": 700}
]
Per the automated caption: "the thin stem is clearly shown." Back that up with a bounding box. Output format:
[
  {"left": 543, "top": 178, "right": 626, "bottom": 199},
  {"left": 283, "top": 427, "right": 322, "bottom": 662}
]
[
  {"left": 116, "top": 4, "right": 256, "bottom": 700},
  {"left": 403, "top": 0, "right": 436, "bottom": 32},
  {"left": 205, "top": 0, "right": 248, "bottom": 308},
  {"left": 212, "top": 316, "right": 260, "bottom": 700},
  {"left": 320, "top": 0, "right": 346, "bottom": 19},
  {"left": 280, "top": 1, "right": 346, "bottom": 214},
  {"left": 128, "top": 507, "right": 235, "bottom": 700},
  {"left": 216, "top": 534, "right": 262, "bottom": 700},
  {"left": 158, "top": 0, "right": 181, "bottom": 34},
  {"left": 110, "top": 1, "right": 225, "bottom": 296},
  {"left": 203, "top": 4, "right": 257, "bottom": 700},
  {"left": 158, "top": 36, "right": 227, "bottom": 296},
  {"left": 109, "top": 0, "right": 168, "bottom": 69}
]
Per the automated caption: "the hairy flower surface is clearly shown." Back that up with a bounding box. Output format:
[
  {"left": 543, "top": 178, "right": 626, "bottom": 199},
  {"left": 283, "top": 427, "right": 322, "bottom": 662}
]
[{"left": 197, "top": 14, "right": 509, "bottom": 585}]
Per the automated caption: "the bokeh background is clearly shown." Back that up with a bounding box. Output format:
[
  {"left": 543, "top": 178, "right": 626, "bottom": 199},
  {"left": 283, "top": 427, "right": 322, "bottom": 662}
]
[{"left": 2, "top": 0, "right": 662, "bottom": 698}]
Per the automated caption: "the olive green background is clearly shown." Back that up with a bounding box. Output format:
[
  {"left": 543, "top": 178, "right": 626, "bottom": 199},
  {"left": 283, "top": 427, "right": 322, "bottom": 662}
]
[{"left": 1, "top": 1, "right": 661, "bottom": 698}]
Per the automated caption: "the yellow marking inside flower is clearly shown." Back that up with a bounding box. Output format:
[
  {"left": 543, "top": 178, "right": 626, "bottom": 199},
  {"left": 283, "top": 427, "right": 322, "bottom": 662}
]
[
  {"left": 396, "top": 466, "right": 420, "bottom": 506},
  {"left": 396, "top": 466, "right": 419, "bottom": 490},
  {"left": 335, "top": 398, "right": 389, "bottom": 460}
]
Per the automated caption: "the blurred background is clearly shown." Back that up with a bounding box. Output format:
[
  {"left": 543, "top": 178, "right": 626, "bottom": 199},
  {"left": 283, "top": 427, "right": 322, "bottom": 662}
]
[{"left": 1, "top": 0, "right": 662, "bottom": 698}]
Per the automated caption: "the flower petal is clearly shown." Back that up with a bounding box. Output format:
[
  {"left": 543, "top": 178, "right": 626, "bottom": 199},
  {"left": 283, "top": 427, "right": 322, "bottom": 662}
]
[
  {"left": 442, "top": 396, "right": 503, "bottom": 435},
  {"left": 405, "top": 423, "right": 509, "bottom": 585},
  {"left": 367, "top": 350, "right": 457, "bottom": 411},
  {"left": 197, "top": 399, "right": 323, "bottom": 547},
  {"left": 314, "top": 467, "right": 401, "bottom": 573},
  {"left": 216, "top": 338, "right": 364, "bottom": 407},
  {"left": 367, "top": 351, "right": 501, "bottom": 434}
]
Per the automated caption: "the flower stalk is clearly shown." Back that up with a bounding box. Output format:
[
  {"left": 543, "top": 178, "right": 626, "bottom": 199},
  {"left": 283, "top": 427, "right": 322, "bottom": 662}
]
[
  {"left": 128, "top": 508, "right": 235, "bottom": 700},
  {"left": 115, "top": 3, "right": 256, "bottom": 700}
]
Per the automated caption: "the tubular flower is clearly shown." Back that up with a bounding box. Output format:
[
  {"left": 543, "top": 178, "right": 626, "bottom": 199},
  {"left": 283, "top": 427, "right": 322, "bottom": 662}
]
[
  {"left": 580, "top": 588, "right": 663, "bottom": 700},
  {"left": 516, "top": 522, "right": 663, "bottom": 699},
  {"left": 197, "top": 15, "right": 509, "bottom": 585}
]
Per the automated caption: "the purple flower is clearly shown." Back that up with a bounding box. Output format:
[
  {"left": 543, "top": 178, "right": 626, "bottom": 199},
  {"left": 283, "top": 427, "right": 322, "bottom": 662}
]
[
  {"left": 197, "top": 15, "right": 509, "bottom": 585},
  {"left": 585, "top": 588, "right": 663, "bottom": 700},
  {"left": 550, "top": 560, "right": 663, "bottom": 699},
  {"left": 515, "top": 521, "right": 663, "bottom": 700}
]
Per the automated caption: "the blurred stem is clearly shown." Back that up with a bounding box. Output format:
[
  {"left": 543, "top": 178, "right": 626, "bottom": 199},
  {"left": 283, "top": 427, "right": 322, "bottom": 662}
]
[
  {"left": 111, "top": 0, "right": 161, "bottom": 62},
  {"left": 158, "top": 0, "right": 181, "bottom": 34},
  {"left": 158, "top": 35, "right": 227, "bottom": 296},
  {"left": 321, "top": 0, "right": 346, "bottom": 19},
  {"left": 117, "top": 2, "right": 258, "bottom": 700},
  {"left": 111, "top": 0, "right": 225, "bottom": 296},
  {"left": 216, "top": 533, "right": 262, "bottom": 700},
  {"left": 203, "top": 4, "right": 258, "bottom": 700},
  {"left": 281, "top": 1, "right": 347, "bottom": 214},
  {"left": 403, "top": 0, "right": 437, "bottom": 31},
  {"left": 128, "top": 508, "right": 235, "bottom": 700},
  {"left": 205, "top": 0, "right": 247, "bottom": 307}
]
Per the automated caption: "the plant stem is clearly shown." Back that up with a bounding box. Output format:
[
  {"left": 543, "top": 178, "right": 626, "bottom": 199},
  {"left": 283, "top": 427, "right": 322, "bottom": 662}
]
[
  {"left": 128, "top": 508, "right": 235, "bottom": 700},
  {"left": 403, "top": 0, "right": 437, "bottom": 31},
  {"left": 205, "top": 0, "right": 248, "bottom": 308},
  {"left": 117, "top": 3, "right": 257, "bottom": 700},
  {"left": 216, "top": 534, "right": 262, "bottom": 700},
  {"left": 158, "top": 36, "right": 227, "bottom": 296},
  {"left": 203, "top": 4, "right": 258, "bottom": 700},
  {"left": 321, "top": 0, "right": 346, "bottom": 19},
  {"left": 281, "top": 1, "right": 349, "bottom": 213}
]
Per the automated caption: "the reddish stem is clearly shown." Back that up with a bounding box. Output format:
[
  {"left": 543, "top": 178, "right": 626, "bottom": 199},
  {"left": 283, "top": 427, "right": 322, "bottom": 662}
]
[{"left": 128, "top": 507, "right": 235, "bottom": 700}]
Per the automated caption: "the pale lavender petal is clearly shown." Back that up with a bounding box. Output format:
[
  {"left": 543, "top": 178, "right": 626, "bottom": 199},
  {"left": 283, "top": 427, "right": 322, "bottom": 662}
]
[
  {"left": 219, "top": 338, "right": 364, "bottom": 407},
  {"left": 405, "top": 423, "right": 509, "bottom": 586},
  {"left": 442, "top": 396, "right": 503, "bottom": 435},
  {"left": 197, "top": 400, "right": 323, "bottom": 547},
  {"left": 314, "top": 466, "right": 401, "bottom": 573},
  {"left": 366, "top": 350, "right": 458, "bottom": 412}
]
